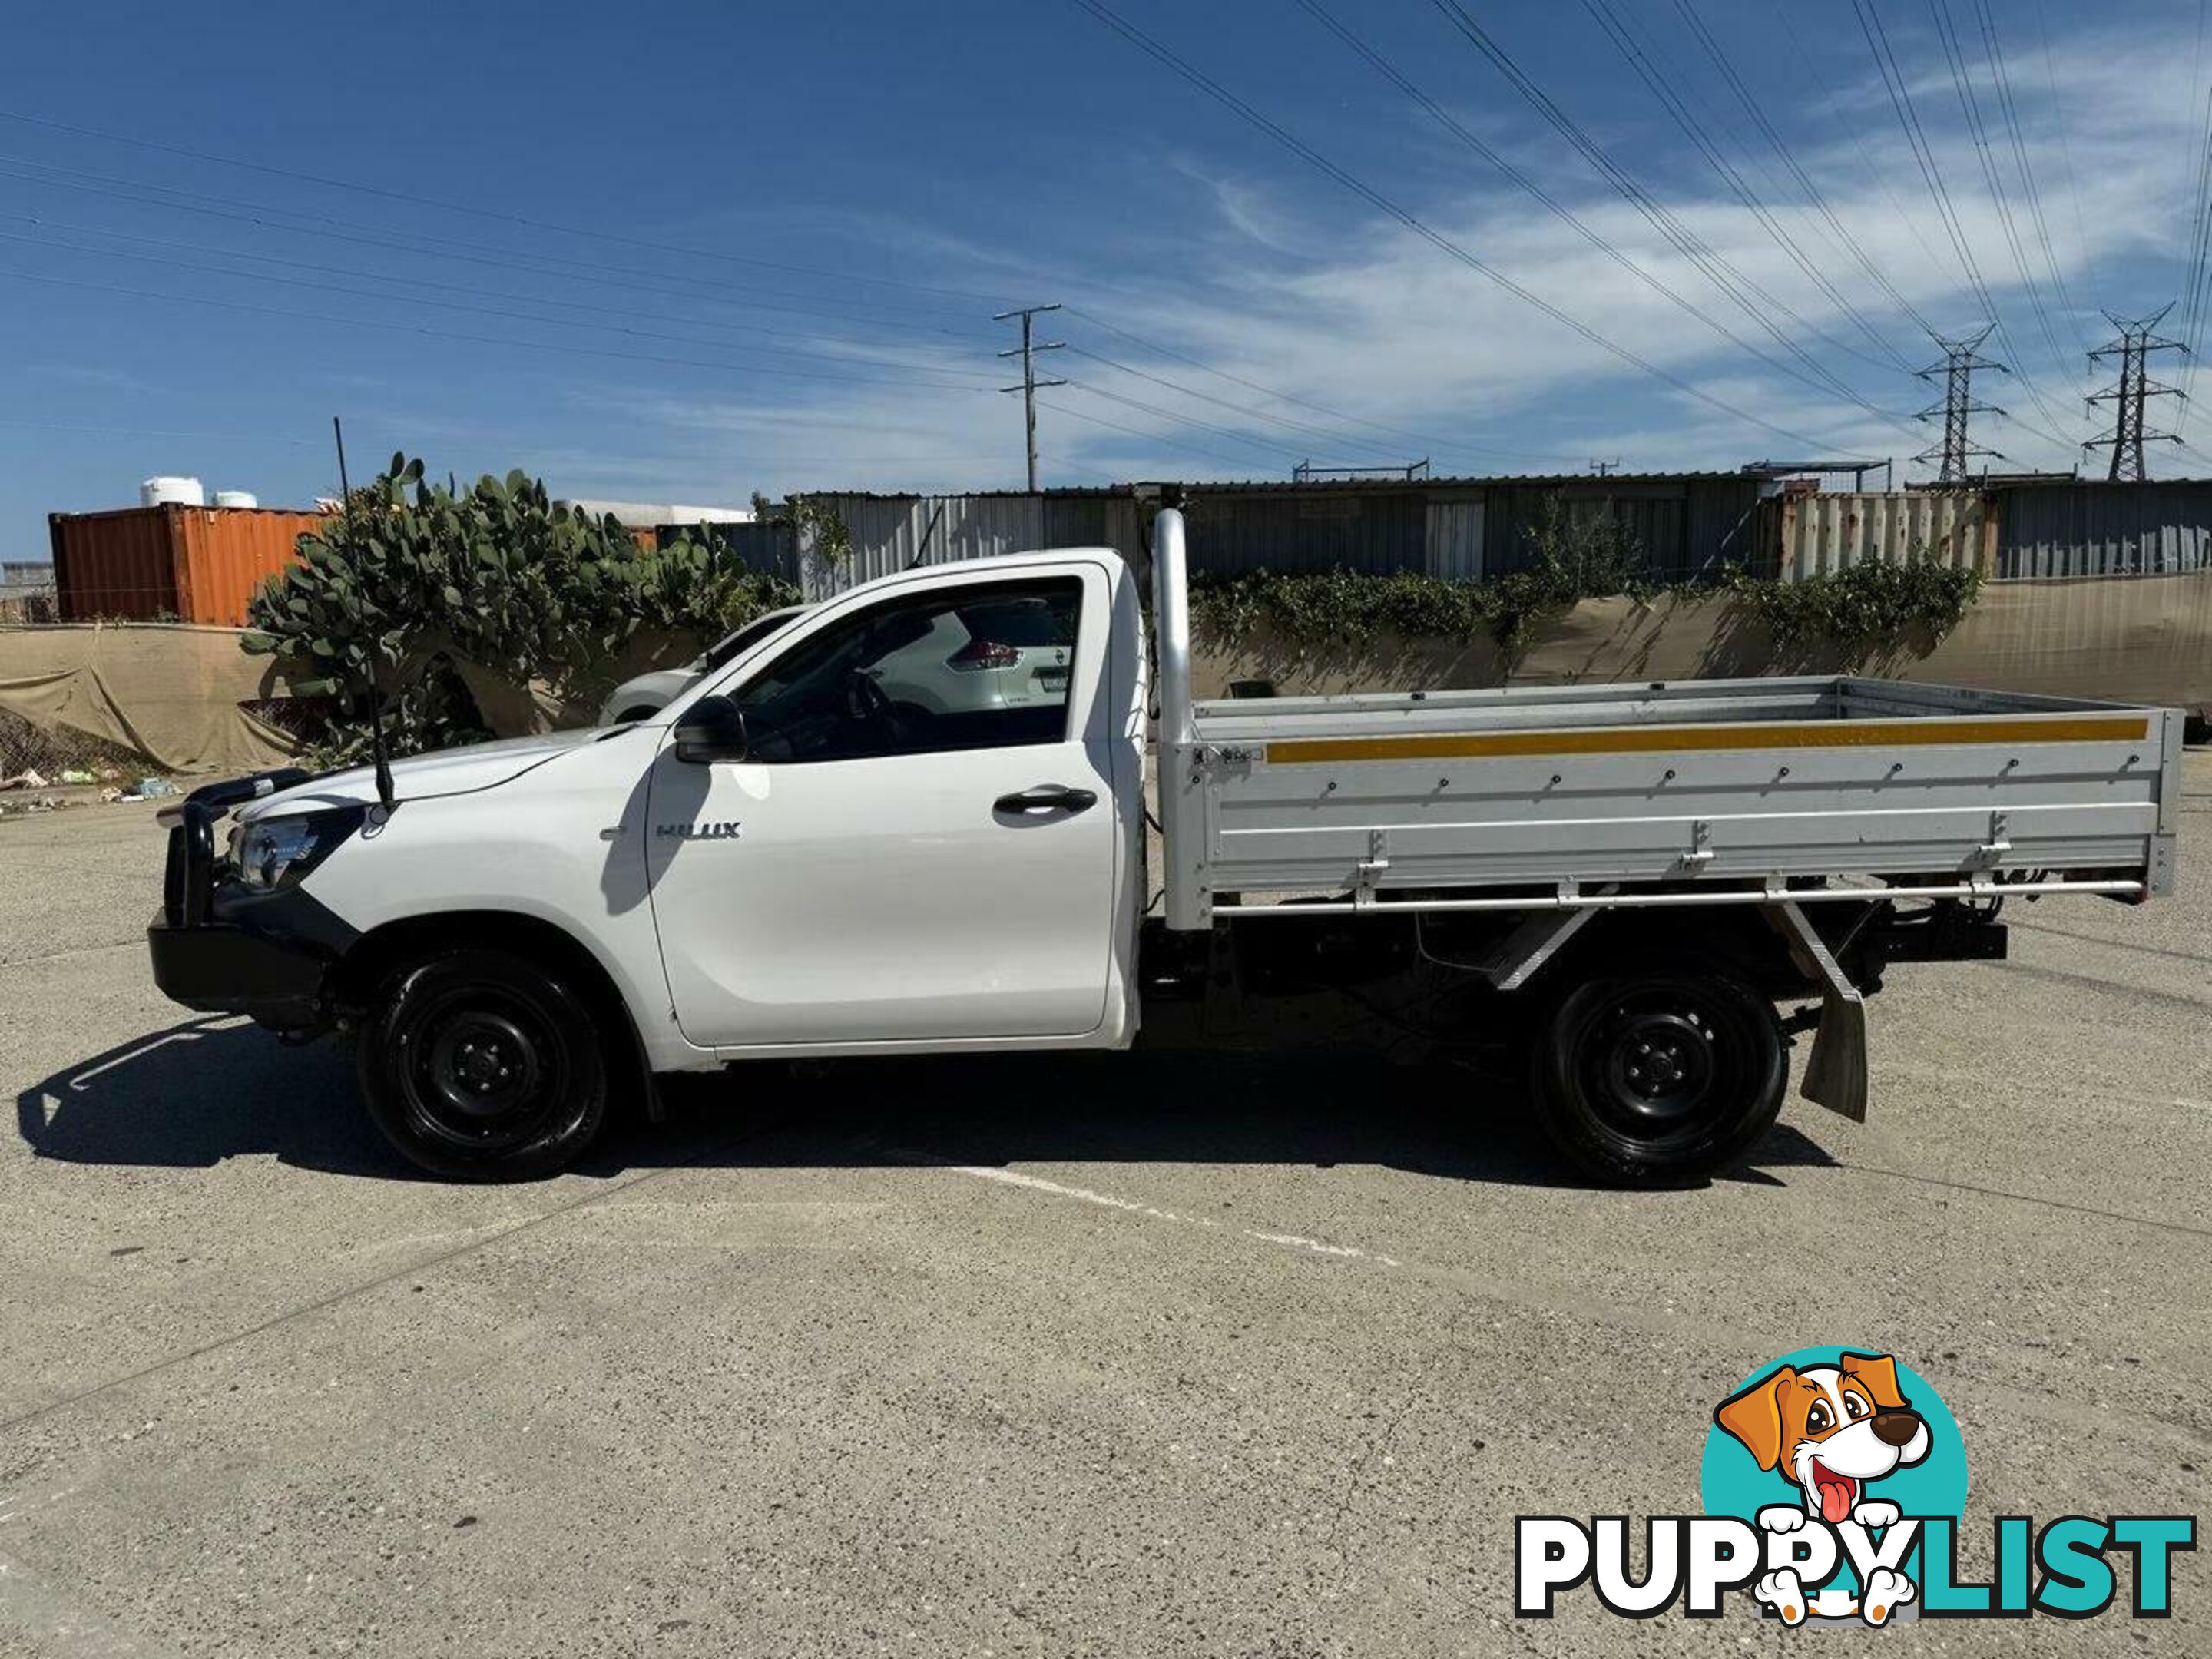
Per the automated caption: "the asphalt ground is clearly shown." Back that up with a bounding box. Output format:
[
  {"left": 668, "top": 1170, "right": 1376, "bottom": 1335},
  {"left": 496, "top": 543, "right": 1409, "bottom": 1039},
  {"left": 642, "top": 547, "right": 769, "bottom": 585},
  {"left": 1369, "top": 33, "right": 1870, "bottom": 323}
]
[{"left": 2, "top": 760, "right": 2207, "bottom": 1656}]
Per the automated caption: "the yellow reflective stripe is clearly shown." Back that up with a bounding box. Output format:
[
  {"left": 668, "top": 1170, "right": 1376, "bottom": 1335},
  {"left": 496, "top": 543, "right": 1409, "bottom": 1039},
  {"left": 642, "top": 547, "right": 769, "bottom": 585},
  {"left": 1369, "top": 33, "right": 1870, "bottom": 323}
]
[{"left": 1262, "top": 715, "right": 2151, "bottom": 766}]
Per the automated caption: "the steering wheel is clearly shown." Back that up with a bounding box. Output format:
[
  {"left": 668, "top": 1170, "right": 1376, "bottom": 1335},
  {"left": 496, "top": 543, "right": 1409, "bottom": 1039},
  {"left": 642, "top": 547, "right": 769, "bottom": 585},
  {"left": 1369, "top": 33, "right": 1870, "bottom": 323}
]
[
  {"left": 843, "top": 669, "right": 920, "bottom": 752},
  {"left": 845, "top": 668, "right": 893, "bottom": 724}
]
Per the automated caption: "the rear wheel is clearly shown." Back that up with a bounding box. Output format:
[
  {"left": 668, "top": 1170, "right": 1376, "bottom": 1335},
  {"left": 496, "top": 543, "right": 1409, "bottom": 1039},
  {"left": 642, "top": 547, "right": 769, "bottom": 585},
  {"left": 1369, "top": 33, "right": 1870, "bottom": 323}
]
[
  {"left": 1529, "top": 959, "right": 1786, "bottom": 1187},
  {"left": 358, "top": 948, "right": 608, "bottom": 1181}
]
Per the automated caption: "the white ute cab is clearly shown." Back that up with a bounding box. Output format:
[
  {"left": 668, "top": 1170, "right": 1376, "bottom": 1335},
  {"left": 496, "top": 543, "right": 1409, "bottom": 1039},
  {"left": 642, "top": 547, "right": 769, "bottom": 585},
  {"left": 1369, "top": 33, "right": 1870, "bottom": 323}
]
[{"left": 151, "top": 511, "right": 2183, "bottom": 1185}]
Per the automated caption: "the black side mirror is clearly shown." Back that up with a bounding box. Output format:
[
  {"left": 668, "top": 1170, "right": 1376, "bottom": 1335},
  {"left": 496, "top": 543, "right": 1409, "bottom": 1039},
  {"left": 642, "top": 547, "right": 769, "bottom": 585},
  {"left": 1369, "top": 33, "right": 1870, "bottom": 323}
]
[{"left": 672, "top": 694, "right": 750, "bottom": 764}]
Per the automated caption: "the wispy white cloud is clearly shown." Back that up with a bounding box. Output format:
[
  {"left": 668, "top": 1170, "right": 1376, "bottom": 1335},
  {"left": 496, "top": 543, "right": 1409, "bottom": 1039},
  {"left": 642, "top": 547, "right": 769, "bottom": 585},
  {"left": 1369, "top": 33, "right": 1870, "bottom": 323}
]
[
  {"left": 20, "top": 361, "right": 160, "bottom": 396},
  {"left": 429, "top": 8, "right": 2210, "bottom": 498}
]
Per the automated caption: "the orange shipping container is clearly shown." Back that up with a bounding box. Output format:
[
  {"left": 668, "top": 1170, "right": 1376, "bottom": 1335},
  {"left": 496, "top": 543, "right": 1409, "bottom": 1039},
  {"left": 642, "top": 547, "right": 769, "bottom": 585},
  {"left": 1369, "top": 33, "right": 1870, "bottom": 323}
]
[{"left": 48, "top": 504, "right": 330, "bottom": 625}]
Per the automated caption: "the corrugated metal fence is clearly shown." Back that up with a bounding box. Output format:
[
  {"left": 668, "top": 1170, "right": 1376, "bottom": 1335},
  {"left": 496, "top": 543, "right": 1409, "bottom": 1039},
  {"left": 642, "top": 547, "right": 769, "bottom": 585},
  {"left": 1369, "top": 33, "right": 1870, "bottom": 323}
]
[
  {"left": 668, "top": 520, "right": 801, "bottom": 584},
  {"left": 785, "top": 494, "right": 1141, "bottom": 599},
  {"left": 1178, "top": 477, "right": 1767, "bottom": 584},
  {"left": 1997, "top": 482, "right": 2212, "bottom": 577},
  {"left": 1180, "top": 490, "right": 1422, "bottom": 575},
  {"left": 693, "top": 479, "right": 2212, "bottom": 600},
  {"left": 1770, "top": 483, "right": 2212, "bottom": 579}
]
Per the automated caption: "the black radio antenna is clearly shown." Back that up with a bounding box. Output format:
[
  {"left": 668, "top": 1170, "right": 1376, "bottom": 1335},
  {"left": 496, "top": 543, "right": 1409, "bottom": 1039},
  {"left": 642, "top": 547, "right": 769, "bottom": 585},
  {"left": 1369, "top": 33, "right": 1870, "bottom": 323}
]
[{"left": 332, "top": 416, "right": 396, "bottom": 813}]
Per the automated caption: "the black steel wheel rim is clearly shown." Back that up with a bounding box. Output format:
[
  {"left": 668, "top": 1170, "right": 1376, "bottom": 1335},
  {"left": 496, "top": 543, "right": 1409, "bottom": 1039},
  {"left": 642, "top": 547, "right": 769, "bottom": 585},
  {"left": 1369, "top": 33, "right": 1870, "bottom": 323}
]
[
  {"left": 398, "top": 985, "right": 572, "bottom": 1154},
  {"left": 1578, "top": 984, "right": 1742, "bottom": 1150}
]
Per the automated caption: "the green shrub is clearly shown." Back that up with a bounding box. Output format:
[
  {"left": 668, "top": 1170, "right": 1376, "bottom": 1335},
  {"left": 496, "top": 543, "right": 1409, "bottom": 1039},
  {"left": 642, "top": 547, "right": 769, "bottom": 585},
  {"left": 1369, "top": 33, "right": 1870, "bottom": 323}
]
[
  {"left": 1189, "top": 499, "right": 1657, "bottom": 659},
  {"left": 1717, "top": 557, "right": 1982, "bottom": 658},
  {"left": 246, "top": 455, "right": 797, "bottom": 757},
  {"left": 1191, "top": 503, "right": 1981, "bottom": 671}
]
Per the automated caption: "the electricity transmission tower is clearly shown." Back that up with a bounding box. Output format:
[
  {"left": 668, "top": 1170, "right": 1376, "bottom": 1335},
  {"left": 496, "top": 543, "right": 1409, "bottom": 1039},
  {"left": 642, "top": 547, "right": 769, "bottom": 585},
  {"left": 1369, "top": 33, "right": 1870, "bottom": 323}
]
[
  {"left": 1912, "top": 326, "right": 2008, "bottom": 484},
  {"left": 995, "top": 304, "right": 1065, "bottom": 492},
  {"left": 2083, "top": 306, "right": 2186, "bottom": 482}
]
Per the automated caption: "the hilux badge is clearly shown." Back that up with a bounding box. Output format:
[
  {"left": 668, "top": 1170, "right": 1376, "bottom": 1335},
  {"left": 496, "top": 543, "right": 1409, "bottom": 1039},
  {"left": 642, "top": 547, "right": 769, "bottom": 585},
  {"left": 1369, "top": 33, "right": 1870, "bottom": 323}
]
[{"left": 656, "top": 821, "right": 742, "bottom": 841}]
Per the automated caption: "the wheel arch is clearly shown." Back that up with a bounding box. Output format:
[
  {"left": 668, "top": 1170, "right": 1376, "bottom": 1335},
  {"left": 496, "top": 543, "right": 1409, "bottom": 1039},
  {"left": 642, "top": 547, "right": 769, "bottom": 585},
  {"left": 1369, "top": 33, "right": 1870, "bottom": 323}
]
[
  {"left": 332, "top": 909, "right": 664, "bottom": 1121},
  {"left": 1508, "top": 903, "right": 1831, "bottom": 1005}
]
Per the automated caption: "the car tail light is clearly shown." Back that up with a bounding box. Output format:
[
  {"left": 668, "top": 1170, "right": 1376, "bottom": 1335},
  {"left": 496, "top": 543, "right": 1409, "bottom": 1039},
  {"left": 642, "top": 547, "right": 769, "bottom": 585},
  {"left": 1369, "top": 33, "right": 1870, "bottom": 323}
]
[{"left": 948, "top": 637, "right": 1021, "bottom": 671}]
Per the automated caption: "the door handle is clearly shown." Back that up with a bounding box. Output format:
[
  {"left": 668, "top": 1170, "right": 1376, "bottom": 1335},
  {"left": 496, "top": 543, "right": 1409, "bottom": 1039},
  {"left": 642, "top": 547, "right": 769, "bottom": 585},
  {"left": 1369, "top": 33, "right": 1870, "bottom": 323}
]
[{"left": 994, "top": 783, "right": 1098, "bottom": 816}]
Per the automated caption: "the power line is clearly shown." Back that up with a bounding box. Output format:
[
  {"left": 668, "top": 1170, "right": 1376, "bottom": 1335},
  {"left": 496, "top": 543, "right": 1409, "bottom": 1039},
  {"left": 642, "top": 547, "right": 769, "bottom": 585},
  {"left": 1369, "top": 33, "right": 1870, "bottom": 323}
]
[
  {"left": 0, "top": 157, "right": 1568, "bottom": 485},
  {"left": 2171, "top": 433, "right": 2212, "bottom": 472},
  {"left": 1058, "top": 307, "right": 1586, "bottom": 465},
  {"left": 1290, "top": 0, "right": 1922, "bottom": 435},
  {"left": 0, "top": 220, "right": 1005, "bottom": 382},
  {"left": 1031, "top": 449, "right": 1127, "bottom": 485},
  {"left": 0, "top": 144, "right": 1601, "bottom": 473},
  {"left": 1066, "top": 0, "right": 1844, "bottom": 452},
  {"left": 0, "top": 416, "right": 1044, "bottom": 492},
  {"left": 0, "top": 155, "right": 1006, "bottom": 344},
  {"left": 0, "top": 106, "right": 1027, "bottom": 311},
  {"left": 0, "top": 141, "right": 1600, "bottom": 472},
  {"left": 1575, "top": 0, "right": 1919, "bottom": 376},
  {"left": 1058, "top": 376, "right": 1300, "bottom": 463},
  {"left": 2176, "top": 1, "right": 2212, "bottom": 429},
  {"left": 1851, "top": 2, "right": 2005, "bottom": 326},
  {"left": 1761, "top": 0, "right": 1960, "bottom": 285},
  {"left": 1425, "top": 0, "right": 1909, "bottom": 412},
  {"left": 0, "top": 265, "right": 1007, "bottom": 395},
  {"left": 1670, "top": 0, "right": 1941, "bottom": 342},
  {"left": 1035, "top": 396, "right": 1282, "bottom": 472},
  {"left": 1925, "top": 0, "right": 2072, "bottom": 372},
  {"left": 1063, "top": 341, "right": 1410, "bottom": 460},
  {"left": 1848, "top": 0, "right": 2076, "bottom": 453},
  {"left": 2029, "top": 0, "right": 2103, "bottom": 310},
  {"left": 1971, "top": 0, "right": 2086, "bottom": 353},
  {"left": 0, "top": 417, "right": 322, "bottom": 446},
  {"left": 1919, "top": 0, "right": 2077, "bottom": 432},
  {"left": 3, "top": 208, "right": 1002, "bottom": 365}
]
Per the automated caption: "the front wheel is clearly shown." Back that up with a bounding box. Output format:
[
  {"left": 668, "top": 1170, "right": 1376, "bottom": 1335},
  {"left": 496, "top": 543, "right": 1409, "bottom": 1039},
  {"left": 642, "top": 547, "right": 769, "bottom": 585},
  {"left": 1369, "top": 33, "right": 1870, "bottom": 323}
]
[
  {"left": 358, "top": 948, "right": 608, "bottom": 1181},
  {"left": 1529, "top": 959, "right": 1786, "bottom": 1187}
]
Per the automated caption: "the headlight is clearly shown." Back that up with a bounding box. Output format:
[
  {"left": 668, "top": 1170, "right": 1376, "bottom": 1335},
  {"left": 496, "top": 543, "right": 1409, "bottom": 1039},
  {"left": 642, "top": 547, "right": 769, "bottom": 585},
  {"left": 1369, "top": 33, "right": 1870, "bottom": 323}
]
[{"left": 228, "top": 806, "right": 365, "bottom": 890}]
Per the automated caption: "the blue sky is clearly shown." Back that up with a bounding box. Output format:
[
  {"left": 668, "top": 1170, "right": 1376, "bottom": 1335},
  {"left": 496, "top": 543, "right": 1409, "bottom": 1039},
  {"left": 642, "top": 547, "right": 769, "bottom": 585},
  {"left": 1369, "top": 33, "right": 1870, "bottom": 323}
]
[{"left": 3, "top": 0, "right": 2210, "bottom": 558}]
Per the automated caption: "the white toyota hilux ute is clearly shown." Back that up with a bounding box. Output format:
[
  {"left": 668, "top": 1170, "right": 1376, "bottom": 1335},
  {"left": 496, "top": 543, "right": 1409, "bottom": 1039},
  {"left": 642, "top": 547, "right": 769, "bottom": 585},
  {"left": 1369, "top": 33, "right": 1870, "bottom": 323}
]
[{"left": 151, "top": 509, "right": 2183, "bottom": 1185}]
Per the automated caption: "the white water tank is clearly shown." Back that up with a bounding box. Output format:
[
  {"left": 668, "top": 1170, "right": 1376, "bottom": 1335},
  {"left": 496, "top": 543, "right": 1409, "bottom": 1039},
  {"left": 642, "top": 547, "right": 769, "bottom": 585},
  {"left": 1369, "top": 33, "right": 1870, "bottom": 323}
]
[
  {"left": 141, "top": 475, "right": 205, "bottom": 507},
  {"left": 212, "top": 489, "right": 259, "bottom": 509}
]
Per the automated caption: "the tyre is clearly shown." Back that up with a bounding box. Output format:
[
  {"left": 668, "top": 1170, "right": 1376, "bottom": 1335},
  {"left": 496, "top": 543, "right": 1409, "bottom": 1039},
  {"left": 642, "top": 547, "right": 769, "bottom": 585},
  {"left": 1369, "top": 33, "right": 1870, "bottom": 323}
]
[
  {"left": 1528, "top": 957, "right": 1786, "bottom": 1187},
  {"left": 358, "top": 948, "right": 608, "bottom": 1181}
]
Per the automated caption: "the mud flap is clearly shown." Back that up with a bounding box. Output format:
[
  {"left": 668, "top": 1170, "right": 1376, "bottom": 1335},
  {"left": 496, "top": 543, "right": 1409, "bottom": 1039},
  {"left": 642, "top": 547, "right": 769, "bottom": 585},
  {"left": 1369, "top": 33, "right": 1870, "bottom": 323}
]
[{"left": 1765, "top": 902, "right": 1869, "bottom": 1123}]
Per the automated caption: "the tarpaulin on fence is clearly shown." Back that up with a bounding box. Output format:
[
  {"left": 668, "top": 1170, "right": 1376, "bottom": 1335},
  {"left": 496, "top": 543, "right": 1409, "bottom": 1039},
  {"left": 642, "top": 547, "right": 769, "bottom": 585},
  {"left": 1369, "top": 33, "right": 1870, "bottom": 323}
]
[{"left": 0, "top": 624, "right": 300, "bottom": 773}]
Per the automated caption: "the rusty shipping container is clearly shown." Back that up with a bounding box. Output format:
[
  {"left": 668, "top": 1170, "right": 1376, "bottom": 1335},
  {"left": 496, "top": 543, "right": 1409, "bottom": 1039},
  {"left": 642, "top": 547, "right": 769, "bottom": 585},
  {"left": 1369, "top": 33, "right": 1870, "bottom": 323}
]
[
  {"left": 1768, "top": 489, "right": 1995, "bottom": 579},
  {"left": 48, "top": 504, "right": 329, "bottom": 624}
]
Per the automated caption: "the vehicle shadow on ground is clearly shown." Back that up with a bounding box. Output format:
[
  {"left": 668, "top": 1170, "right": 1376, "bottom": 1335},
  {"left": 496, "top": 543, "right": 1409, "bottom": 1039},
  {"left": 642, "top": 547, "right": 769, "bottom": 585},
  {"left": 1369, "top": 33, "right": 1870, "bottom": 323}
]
[
  {"left": 15, "top": 1016, "right": 400, "bottom": 1177},
  {"left": 15, "top": 1018, "right": 1837, "bottom": 1192}
]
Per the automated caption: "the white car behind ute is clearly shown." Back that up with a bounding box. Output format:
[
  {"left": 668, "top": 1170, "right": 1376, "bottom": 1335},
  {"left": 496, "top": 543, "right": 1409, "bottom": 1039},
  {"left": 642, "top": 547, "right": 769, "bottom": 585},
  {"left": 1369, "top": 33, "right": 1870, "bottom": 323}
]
[{"left": 598, "top": 592, "right": 1075, "bottom": 730}]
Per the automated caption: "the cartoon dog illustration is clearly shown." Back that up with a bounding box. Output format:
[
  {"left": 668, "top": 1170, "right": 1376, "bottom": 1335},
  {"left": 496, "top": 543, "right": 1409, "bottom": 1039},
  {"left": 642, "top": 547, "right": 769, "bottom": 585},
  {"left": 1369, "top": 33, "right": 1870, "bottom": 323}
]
[{"left": 1714, "top": 1352, "right": 1932, "bottom": 1627}]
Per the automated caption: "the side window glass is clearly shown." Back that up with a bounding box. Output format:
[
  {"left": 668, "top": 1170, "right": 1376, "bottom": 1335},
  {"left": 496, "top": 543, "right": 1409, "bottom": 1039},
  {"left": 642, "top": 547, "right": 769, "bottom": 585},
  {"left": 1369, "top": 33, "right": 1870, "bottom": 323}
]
[{"left": 730, "top": 577, "right": 1081, "bottom": 763}]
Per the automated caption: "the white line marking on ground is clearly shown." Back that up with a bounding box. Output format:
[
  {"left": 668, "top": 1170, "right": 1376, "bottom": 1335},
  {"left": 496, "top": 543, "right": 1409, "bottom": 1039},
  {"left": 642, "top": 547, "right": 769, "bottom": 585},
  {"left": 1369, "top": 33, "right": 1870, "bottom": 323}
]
[{"left": 873, "top": 1143, "right": 1400, "bottom": 1267}]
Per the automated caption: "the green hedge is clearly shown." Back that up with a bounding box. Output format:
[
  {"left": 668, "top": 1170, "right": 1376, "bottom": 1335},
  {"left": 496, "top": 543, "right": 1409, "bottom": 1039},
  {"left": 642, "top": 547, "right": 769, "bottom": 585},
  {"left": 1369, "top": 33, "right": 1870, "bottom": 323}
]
[{"left": 1190, "top": 559, "right": 1982, "bottom": 663}]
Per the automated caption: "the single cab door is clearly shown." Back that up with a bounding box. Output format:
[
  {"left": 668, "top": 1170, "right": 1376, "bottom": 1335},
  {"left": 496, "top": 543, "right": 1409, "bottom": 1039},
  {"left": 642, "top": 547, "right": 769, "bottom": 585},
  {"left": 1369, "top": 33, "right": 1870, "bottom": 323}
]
[{"left": 642, "top": 554, "right": 1131, "bottom": 1051}]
